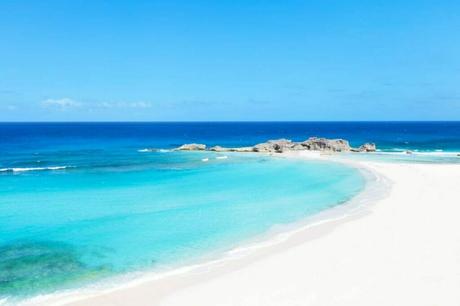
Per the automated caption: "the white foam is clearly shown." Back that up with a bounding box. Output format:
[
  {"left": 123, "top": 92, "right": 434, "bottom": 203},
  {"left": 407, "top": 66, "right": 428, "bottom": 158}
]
[
  {"left": 216, "top": 156, "right": 228, "bottom": 160},
  {"left": 0, "top": 166, "right": 72, "bottom": 173},
  {"left": 138, "top": 148, "right": 171, "bottom": 153},
  {"left": 201, "top": 158, "right": 209, "bottom": 162}
]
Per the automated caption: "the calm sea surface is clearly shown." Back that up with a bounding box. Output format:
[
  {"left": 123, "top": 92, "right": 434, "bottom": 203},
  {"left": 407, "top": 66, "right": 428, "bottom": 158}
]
[{"left": 0, "top": 122, "right": 459, "bottom": 301}]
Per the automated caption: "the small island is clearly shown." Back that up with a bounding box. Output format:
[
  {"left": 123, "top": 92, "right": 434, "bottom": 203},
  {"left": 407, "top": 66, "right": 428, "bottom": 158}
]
[{"left": 174, "top": 137, "right": 376, "bottom": 154}]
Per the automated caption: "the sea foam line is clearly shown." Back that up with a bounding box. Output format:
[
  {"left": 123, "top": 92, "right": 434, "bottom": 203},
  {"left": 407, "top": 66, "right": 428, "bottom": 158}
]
[
  {"left": 0, "top": 166, "right": 73, "bottom": 173},
  {"left": 138, "top": 149, "right": 171, "bottom": 153}
]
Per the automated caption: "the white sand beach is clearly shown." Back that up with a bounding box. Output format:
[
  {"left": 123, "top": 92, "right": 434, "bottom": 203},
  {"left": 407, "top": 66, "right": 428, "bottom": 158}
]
[{"left": 60, "top": 156, "right": 460, "bottom": 306}]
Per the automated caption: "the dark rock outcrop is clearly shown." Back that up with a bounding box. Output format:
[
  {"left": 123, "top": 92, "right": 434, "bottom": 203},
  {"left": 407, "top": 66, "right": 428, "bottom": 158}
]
[{"left": 357, "top": 143, "right": 377, "bottom": 152}]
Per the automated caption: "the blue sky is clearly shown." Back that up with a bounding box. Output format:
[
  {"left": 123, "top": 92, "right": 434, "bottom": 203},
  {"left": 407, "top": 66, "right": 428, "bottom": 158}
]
[{"left": 1, "top": 0, "right": 459, "bottom": 121}]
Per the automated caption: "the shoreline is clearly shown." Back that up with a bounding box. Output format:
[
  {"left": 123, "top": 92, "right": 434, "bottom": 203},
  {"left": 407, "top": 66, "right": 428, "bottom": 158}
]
[
  {"left": 23, "top": 152, "right": 388, "bottom": 306},
  {"left": 22, "top": 153, "right": 460, "bottom": 306}
]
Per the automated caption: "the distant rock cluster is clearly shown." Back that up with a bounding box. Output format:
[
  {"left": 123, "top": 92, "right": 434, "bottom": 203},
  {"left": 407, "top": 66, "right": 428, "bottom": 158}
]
[
  {"left": 176, "top": 143, "right": 207, "bottom": 151},
  {"left": 174, "top": 137, "right": 376, "bottom": 154}
]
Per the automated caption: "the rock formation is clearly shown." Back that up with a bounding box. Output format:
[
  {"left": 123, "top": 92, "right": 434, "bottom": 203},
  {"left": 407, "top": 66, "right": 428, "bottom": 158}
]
[
  {"left": 175, "top": 137, "right": 377, "bottom": 154},
  {"left": 253, "top": 139, "right": 295, "bottom": 153},
  {"left": 209, "top": 146, "right": 253, "bottom": 152},
  {"left": 357, "top": 143, "right": 376, "bottom": 152},
  {"left": 209, "top": 146, "right": 225, "bottom": 152},
  {"left": 176, "top": 143, "right": 206, "bottom": 151},
  {"left": 301, "top": 137, "right": 351, "bottom": 152}
]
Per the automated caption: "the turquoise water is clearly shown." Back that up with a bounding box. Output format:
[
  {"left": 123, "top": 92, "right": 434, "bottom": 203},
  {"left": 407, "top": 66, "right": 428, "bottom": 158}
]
[
  {"left": 2, "top": 121, "right": 460, "bottom": 301},
  {"left": 0, "top": 151, "right": 364, "bottom": 301}
]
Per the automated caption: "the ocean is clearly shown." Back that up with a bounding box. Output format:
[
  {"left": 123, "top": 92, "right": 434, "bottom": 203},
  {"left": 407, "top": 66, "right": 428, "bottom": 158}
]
[{"left": 0, "top": 122, "right": 459, "bottom": 302}]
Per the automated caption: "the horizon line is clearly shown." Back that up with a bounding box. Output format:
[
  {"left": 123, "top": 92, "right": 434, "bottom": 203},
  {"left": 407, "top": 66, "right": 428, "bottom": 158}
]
[{"left": 0, "top": 120, "right": 459, "bottom": 124}]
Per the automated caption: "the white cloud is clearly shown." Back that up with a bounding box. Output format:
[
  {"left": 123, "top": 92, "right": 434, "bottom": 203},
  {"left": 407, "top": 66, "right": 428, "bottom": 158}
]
[
  {"left": 96, "top": 101, "right": 152, "bottom": 109},
  {"left": 40, "top": 98, "right": 153, "bottom": 111},
  {"left": 129, "top": 101, "right": 152, "bottom": 108},
  {"left": 41, "top": 98, "right": 82, "bottom": 109}
]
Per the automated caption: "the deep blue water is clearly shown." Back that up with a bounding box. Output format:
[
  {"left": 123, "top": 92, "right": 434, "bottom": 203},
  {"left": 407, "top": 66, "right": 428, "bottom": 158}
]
[
  {"left": 1, "top": 122, "right": 460, "bottom": 154},
  {"left": 0, "top": 122, "right": 458, "bottom": 301}
]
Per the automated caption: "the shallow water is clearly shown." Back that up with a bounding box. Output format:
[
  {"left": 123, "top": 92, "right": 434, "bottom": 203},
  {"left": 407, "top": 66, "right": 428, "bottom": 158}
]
[
  {"left": 0, "top": 151, "right": 364, "bottom": 300},
  {"left": 1, "top": 121, "right": 458, "bottom": 300}
]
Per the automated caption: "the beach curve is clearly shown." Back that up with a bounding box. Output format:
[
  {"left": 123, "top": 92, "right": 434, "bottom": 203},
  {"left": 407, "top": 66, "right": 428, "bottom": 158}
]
[
  {"left": 51, "top": 153, "right": 460, "bottom": 306},
  {"left": 23, "top": 152, "right": 399, "bottom": 306}
]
